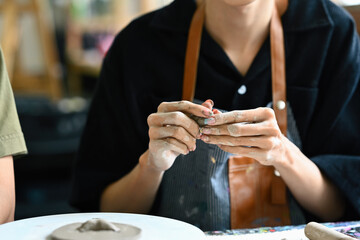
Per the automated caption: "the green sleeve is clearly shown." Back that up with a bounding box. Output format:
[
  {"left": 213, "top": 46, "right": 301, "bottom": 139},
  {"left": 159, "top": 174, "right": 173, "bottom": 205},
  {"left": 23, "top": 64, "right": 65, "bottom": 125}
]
[{"left": 0, "top": 48, "right": 27, "bottom": 158}]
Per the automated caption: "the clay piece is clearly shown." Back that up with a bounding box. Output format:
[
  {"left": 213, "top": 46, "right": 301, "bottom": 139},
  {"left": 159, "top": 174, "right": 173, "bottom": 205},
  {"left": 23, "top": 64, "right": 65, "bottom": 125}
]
[
  {"left": 50, "top": 218, "right": 142, "bottom": 240},
  {"left": 304, "top": 222, "right": 354, "bottom": 240},
  {"left": 190, "top": 114, "right": 207, "bottom": 127}
]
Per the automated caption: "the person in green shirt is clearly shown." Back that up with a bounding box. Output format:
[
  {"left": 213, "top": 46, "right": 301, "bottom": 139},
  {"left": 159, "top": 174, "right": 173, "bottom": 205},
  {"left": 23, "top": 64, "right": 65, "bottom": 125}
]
[{"left": 0, "top": 47, "right": 27, "bottom": 223}]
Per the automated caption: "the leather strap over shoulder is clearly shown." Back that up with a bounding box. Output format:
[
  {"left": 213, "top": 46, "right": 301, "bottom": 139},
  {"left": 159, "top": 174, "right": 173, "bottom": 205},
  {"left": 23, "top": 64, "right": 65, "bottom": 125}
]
[
  {"left": 271, "top": 0, "right": 288, "bottom": 136},
  {"left": 276, "top": 0, "right": 289, "bottom": 17},
  {"left": 182, "top": 2, "right": 205, "bottom": 102}
]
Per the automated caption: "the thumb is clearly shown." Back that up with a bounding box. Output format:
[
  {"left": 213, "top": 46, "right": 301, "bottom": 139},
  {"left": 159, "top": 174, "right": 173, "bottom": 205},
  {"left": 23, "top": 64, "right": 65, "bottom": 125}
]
[
  {"left": 201, "top": 99, "right": 214, "bottom": 110},
  {"left": 202, "top": 99, "right": 221, "bottom": 114}
]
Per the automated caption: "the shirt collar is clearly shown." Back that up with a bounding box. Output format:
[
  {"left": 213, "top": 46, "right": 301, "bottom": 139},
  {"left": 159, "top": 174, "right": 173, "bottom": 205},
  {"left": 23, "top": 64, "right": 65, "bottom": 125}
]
[
  {"left": 149, "top": 0, "right": 333, "bottom": 33},
  {"left": 149, "top": 0, "right": 197, "bottom": 34},
  {"left": 282, "top": 0, "right": 333, "bottom": 32}
]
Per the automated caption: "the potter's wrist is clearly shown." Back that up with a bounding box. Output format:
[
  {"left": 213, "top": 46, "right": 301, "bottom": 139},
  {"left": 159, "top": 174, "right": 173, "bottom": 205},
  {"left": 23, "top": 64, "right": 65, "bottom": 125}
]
[
  {"left": 139, "top": 150, "right": 165, "bottom": 174},
  {"left": 272, "top": 160, "right": 289, "bottom": 174},
  {"left": 273, "top": 135, "right": 300, "bottom": 172},
  {"left": 273, "top": 149, "right": 294, "bottom": 172}
]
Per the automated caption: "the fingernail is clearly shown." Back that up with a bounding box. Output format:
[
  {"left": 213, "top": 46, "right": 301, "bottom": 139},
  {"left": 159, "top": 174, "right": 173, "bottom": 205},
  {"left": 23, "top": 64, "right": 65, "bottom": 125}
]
[
  {"left": 204, "top": 118, "right": 215, "bottom": 125},
  {"left": 197, "top": 127, "right": 203, "bottom": 137},
  {"left": 205, "top": 99, "right": 214, "bottom": 107},
  {"left": 202, "top": 109, "right": 214, "bottom": 117},
  {"left": 201, "top": 135, "right": 209, "bottom": 142},
  {"left": 202, "top": 128, "right": 211, "bottom": 134}
]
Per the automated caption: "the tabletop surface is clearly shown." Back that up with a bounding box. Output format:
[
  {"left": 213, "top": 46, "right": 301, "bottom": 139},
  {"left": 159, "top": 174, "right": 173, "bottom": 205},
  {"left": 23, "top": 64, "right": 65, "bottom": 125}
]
[
  {"left": 1, "top": 212, "right": 359, "bottom": 240},
  {"left": 0, "top": 212, "right": 205, "bottom": 240},
  {"left": 205, "top": 221, "right": 360, "bottom": 239}
]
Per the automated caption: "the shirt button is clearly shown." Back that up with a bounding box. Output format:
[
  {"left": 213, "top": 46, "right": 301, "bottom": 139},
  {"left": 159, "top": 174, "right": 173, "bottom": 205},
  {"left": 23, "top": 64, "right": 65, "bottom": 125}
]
[
  {"left": 275, "top": 100, "right": 286, "bottom": 110},
  {"left": 237, "top": 85, "right": 247, "bottom": 95}
]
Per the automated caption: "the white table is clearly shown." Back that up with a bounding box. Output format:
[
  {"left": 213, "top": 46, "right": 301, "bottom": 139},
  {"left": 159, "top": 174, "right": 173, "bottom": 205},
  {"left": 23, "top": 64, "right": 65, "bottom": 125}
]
[{"left": 0, "top": 212, "right": 205, "bottom": 240}]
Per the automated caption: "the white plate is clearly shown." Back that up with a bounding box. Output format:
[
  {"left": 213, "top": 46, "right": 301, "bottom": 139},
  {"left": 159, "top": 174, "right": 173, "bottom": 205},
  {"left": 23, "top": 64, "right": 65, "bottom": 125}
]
[{"left": 0, "top": 212, "right": 205, "bottom": 240}]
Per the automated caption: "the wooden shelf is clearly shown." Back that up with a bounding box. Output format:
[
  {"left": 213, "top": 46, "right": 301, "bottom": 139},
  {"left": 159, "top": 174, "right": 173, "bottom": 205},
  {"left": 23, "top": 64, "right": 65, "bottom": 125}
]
[{"left": 0, "top": 0, "right": 62, "bottom": 101}]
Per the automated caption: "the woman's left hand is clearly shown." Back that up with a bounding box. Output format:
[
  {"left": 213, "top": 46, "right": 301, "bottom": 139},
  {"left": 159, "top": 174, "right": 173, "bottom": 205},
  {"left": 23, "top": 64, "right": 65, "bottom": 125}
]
[
  {"left": 200, "top": 106, "right": 347, "bottom": 221},
  {"left": 200, "top": 107, "right": 289, "bottom": 167}
]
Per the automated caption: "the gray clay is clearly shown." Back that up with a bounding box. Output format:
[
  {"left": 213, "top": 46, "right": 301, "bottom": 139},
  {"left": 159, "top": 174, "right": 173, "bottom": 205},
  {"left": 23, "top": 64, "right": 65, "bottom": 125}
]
[
  {"left": 190, "top": 115, "right": 207, "bottom": 127},
  {"left": 77, "top": 219, "right": 120, "bottom": 232},
  {"left": 50, "top": 218, "right": 141, "bottom": 240}
]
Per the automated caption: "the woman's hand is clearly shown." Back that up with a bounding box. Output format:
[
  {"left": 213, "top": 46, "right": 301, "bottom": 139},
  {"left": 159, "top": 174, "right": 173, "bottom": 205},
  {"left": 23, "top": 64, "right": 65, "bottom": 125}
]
[
  {"left": 145, "top": 100, "right": 214, "bottom": 172},
  {"left": 198, "top": 106, "right": 346, "bottom": 221},
  {"left": 199, "top": 107, "right": 289, "bottom": 167}
]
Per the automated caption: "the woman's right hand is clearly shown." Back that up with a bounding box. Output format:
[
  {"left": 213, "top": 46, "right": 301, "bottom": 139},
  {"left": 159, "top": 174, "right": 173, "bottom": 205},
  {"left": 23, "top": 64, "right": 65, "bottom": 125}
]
[{"left": 145, "top": 100, "right": 214, "bottom": 172}]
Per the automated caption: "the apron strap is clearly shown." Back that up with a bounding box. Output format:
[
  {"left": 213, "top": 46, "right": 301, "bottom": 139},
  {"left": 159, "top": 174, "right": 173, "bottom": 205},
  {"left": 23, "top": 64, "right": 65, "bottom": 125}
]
[
  {"left": 182, "top": 2, "right": 205, "bottom": 102},
  {"left": 271, "top": 0, "right": 288, "bottom": 136}
]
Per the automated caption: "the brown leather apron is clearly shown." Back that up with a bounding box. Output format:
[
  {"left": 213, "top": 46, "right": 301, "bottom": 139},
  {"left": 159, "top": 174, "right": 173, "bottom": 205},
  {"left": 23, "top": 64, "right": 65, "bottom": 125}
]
[{"left": 182, "top": 0, "right": 291, "bottom": 229}]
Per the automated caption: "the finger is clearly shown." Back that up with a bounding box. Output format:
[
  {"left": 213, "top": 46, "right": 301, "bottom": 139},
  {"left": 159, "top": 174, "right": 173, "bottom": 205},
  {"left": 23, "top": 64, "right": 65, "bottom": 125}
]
[
  {"left": 217, "top": 145, "right": 274, "bottom": 164},
  {"left": 201, "top": 99, "right": 214, "bottom": 109},
  {"left": 201, "top": 121, "right": 279, "bottom": 137},
  {"left": 147, "top": 112, "right": 200, "bottom": 138},
  {"left": 150, "top": 139, "right": 189, "bottom": 156},
  {"left": 208, "top": 107, "right": 276, "bottom": 126},
  {"left": 200, "top": 135, "right": 279, "bottom": 150},
  {"left": 212, "top": 108, "right": 221, "bottom": 114},
  {"left": 157, "top": 100, "right": 214, "bottom": 117},
  {"left": 149, "top": 126, "right": 197, "bottom": 151},
  {"left": 165, "top": 138, "right": 190, "bottom": 155},
  {"left": 192, "top": 100, "right": 216, "bottom": 126}
]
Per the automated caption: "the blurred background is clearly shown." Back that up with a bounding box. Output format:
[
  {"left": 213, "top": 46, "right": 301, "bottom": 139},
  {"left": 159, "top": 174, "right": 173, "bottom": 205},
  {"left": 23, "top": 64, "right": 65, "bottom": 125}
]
[
  {"left": 0, "top": 0, "right": 358, "bottom": 221},
  {"left": 0, "top": 0, "right": 173, "bottom": 220}
]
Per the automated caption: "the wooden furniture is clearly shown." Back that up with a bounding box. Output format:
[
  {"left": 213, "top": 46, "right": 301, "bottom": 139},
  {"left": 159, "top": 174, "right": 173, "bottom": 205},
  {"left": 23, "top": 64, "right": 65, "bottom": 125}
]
[
  {"left": 0, "top": 0, "right": 62, "bottom": 101},
  {"left": 344, "top": 4, "right": 360, "bottom": 34}
]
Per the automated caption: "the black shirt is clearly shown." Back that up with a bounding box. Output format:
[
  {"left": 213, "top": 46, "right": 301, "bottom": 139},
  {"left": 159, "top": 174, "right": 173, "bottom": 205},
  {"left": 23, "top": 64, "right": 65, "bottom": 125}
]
[{"left": 70, "top": 0, "right": 360, "bottom": 223}]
